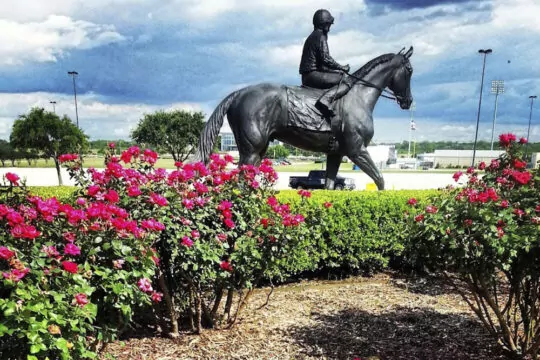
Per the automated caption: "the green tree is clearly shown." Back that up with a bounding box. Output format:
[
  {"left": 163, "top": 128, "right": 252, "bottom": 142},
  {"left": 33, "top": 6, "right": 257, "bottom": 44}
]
[
  {"left": 10, "top": 107, "right": 88, "bottom": 185},
  {"left": 131, "top": 109, "right": 205, "bottom": 162},
  {"left": 0, "top": 140, "right": 16, "bottom": 167},
  {"left": 214, "top": 135, "right": 222, "bottom": 153},
  {"left": 267, "top": 144, "right": 290, "bottom": 159}
]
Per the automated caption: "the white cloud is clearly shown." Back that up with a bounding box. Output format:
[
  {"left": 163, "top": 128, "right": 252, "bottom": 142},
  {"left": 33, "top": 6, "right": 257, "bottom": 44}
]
[
  {"left": 491, "top": 0, "right": 540, "bottom": 32},
  {"left": 0, "top": 15, "right": 126, "bottom": 65},
  {"left": 170, "top": 0, "right": 366, "bottom": 23},
  {"left": 0, "top": 92, "right": 209, "bottom": 140},
  {"left": 253, "top": 0, "right": 540, "bottom": 75}
]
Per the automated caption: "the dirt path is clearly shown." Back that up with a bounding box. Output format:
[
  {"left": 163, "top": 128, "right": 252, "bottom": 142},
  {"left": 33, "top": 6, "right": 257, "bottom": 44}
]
[{"left": 102, "top": 273, "right": 505, "bottom": 360}]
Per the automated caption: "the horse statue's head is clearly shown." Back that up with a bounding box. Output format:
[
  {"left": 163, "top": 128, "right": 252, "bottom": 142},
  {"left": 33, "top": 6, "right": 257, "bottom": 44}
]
[{"left": 389, "top": 46, "right": 414, "bottom": 109}]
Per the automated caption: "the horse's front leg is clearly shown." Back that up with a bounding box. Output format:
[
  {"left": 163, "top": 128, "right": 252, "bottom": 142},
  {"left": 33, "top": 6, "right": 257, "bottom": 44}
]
[
  {"left": 349, "top": 145, "right": 384, "bottom": 190},
  {"left": 325, "top": 153, "right": 343, "bottom": 190}
]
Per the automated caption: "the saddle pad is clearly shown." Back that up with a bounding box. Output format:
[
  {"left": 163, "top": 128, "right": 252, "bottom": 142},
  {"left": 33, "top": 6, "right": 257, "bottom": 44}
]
[{"left": 285, "top": 86, "right": 332, "bottom": 133}]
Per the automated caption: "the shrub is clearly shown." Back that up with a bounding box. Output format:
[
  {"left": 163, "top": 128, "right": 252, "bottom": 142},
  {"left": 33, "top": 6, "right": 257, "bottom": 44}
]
[
  {"left": 277, "top": 189, "right": 439, "bottom": 275},
  {"left": 27, "top": 186, "right": 77, "bottom": 204},
  {"left": 0, "top": 170, "right": 162, "bottom": 359},
  {"left": 59, "top": 146, "right": 320, "bottom": 336},
  {"left": 404, "top": 134, "right": 540, "bottom": 359}
]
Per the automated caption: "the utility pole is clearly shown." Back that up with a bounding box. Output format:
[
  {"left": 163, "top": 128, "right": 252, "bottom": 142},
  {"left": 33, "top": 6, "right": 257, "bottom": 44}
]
[
  {"left": 490, "top": 80, "right": 504, "bottom": 150},
  {"left": 49, "top": 101, "right": 57, "bottom": 114},
  {"left": 472, "top": 48, "right": 492, "bottom": 166},
  {"left": 68, "top": 70, "right": 83, "bottom": 165},
  {"left": 526, "top": 95, "right": 537, "bottom": 160},
  {"left": 408, "top": 102, "right": 416, "bottom": 158},
  {"left": 67, "top": 71, "right": 79, "bottom": 129}
]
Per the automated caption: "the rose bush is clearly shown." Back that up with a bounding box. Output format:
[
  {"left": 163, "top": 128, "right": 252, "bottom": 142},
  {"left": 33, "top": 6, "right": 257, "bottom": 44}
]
[
  {"left": 404, "top": 133, "right": 540, "bottom": 359},
  {"left": 60, "top": 145, "right": 321, "bottom": 336},
  {"left": 0, "top": 167, "right": 163, "bottom": 359}
]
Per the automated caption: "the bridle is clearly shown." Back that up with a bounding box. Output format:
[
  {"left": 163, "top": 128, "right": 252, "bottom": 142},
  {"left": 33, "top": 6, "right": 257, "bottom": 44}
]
[{"left": 343, "top": 58, "right": 411, "bottom": 103}]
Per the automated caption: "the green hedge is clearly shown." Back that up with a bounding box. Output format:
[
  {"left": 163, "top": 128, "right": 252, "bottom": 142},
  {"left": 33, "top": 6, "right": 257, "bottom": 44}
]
[
  {"left": 274, "top": 189, "right": 439, "bottom": 276},
  {"left": 26, "top": 186, "right": 440, "bottom": 276},
  {"left": 27, "top": 186, "right": 78, "bottom": 203}
]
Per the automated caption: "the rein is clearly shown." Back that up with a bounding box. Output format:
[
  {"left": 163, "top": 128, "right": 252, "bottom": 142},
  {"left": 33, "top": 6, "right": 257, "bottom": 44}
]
[{"left": 344, "top": 71, "right": 400, "bottom": 101}]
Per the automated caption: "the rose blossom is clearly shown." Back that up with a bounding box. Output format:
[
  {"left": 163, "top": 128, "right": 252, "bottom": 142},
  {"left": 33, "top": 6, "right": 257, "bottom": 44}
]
[
  {"left": 0, "top": 246, "right": 15, "bottom": 260},
  {"left": 151, "top": 291, "right": 163, "bottom": 303},
  {"left": 62, "top": 261, "right": 78, "bottom": 274},
  {"left": 452, "top": 171, "right": 463, "bottom": 182},
  {"left": 74, "top": 293, "right": 89, "bottom": 307},
  {"left": 5, "top": 172, "right": 19, "bottom": 185},
  {"left": 220, "top": 260, "right": 233, "bottom": 272},
  {"left": 181, "top": 236, "right": 194, "bottom": 247},
  {"left": 137, "top": 278, "right": 153, "bottom": 293},
  {"left": 64, "top": 243, "right": 81, "bottom": 256},
  {"left": 113, "top": 259, "right": 125, "bottom": 269}
]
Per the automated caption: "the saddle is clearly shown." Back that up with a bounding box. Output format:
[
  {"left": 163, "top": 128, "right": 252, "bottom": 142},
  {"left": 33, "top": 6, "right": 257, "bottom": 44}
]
[{"left": 284, "top": 85, "right": 342, "bottom": 153}]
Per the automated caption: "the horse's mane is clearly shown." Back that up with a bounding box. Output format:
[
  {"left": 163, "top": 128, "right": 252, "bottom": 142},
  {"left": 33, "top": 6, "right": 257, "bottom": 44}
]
[{"left": 351, "top": 53, "right": 396, "bottom": 79}]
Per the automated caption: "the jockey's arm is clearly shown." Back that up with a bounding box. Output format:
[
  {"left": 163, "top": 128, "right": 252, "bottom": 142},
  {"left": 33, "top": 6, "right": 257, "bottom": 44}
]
[{"left": 319, "top": 37, "right": 346, "bottom": 71}]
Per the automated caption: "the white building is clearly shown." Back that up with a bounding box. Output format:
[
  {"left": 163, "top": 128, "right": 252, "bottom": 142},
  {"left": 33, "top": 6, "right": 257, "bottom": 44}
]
[
  {"left": 432, "top": 149, "right": 504, "bottom": 168},
  {"left": 218, "top": 121, "right": 279, "bottom": 152}
]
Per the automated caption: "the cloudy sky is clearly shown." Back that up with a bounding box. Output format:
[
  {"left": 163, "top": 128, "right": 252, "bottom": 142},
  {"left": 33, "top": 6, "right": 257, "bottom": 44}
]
[{"left": 0, "top": 0, "right": 539, "bottom": 144}]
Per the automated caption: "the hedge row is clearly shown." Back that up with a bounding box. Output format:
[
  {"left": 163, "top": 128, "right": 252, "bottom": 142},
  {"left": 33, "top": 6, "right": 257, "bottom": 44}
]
[
  {"left": 275, "top": 189, "right": 439, "bottom": 276},
  {"left": 27, "top": 186, "right": 439, "bottom": 278}
]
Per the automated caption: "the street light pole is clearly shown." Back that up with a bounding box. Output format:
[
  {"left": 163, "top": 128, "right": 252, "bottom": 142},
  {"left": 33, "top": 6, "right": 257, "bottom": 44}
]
[
  {"left": 408, "top": 102, "right": 416, "bottom": 158},
  {"left": 526, "top": 95, "right": 537, "bottom": 159},
  {"left": 67, "top": 71, "right": 79, "bottom": 129},
  {"left": 49, "top": 101, "right": 57, "bottom": 114},
  {"left": 490, "top": 80, "right": 504, "bottom": 150},
  {"left": 472, "top": 48, "right": 492, "bottom": 167}
]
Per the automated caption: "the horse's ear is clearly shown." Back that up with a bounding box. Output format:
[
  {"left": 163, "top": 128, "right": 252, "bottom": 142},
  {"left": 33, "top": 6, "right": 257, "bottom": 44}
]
[
  {"left": 397, "top": 47, "right": 405, "bottom": 54},
  {"left": 404, "top": 46, "right": 413, "bottom": 58}
]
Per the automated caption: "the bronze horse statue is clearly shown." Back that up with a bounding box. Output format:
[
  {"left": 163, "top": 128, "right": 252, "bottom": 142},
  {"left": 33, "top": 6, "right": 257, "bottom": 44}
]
[{"left": 195, "top": 46, "right": 414, "bottom": 190}]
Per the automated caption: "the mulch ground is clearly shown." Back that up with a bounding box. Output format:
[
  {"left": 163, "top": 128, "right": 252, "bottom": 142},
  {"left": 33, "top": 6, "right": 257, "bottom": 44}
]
[{"left": 101, "top": 272, "right": 506, "bottom": 360}]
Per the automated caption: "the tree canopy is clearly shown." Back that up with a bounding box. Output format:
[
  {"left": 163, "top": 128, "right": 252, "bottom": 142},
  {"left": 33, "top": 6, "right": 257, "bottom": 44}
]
[
  {"left": 10, "top": 107, "right": 88, "bottom": 184},
  {"left": 131, "top": 109, "right": 205, "bottom": 162}
]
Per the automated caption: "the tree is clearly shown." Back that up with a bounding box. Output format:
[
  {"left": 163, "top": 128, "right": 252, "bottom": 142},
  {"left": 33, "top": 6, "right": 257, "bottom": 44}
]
[
  {"left": 10, "top": 107, "right": 88, "bottom": 185},
  {"left": 267, "top": 144, "right": 290, "bottom": 159},
  {"left": 214, "top": 135, "right": 222, "bottom": 153},
  {"left": 131, "top": 109, "right": 205, "bottom": 162},
  {"left": 0, "top": 140, "right": 16, "bottom": 167}
]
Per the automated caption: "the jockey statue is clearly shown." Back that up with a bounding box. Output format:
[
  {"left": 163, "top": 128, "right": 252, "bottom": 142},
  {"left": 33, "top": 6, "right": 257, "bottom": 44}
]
[{"left": 299, "top": 9, "right": 354, "bottom": 117}]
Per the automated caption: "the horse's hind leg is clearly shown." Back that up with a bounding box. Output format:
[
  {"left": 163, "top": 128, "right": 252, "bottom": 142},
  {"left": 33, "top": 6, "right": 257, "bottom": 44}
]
[
  {"left": 238, "top": 152, "right": 261, "bottom": 166},
  {"left": 325, "top": 153, "right": 343, "bottom": 190},
  {"left": 349, "top": 146, "right": 385, "bottom": 190}
]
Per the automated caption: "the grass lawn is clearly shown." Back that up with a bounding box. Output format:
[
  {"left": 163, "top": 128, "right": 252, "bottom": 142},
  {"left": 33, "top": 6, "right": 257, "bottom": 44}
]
[{"left": 6, "top": 157, "right": 459, "bottom": 174}]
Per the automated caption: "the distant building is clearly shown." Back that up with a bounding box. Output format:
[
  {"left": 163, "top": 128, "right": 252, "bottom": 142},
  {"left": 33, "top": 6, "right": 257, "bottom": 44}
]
[
  {"left": 220, "top": 133, "right": 238, "bottom": 151},
  {"left": 432, "top": 149, "right": 504, "bottom": 168},
  {"left": 218, "top": 121, "right": 279, "bottom": 152}
]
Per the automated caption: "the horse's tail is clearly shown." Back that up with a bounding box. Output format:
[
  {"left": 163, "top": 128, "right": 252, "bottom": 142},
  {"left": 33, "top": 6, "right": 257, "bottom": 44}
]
[{"left": 194, "top": 91, "right": 239, "bottom": 164}]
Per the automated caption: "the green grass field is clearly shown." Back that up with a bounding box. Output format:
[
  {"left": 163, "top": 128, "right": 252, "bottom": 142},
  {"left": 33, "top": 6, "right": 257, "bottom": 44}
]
[{"left": 5, "top": 157, "right": 459, "bottom": 174}]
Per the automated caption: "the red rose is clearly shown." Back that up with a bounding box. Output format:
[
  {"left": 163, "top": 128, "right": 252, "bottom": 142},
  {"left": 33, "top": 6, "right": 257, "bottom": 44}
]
[
  {"left": 62, "top": 261, "right": 78, "bottom": 274},
  {"left": 5, "top": 172, "right": 19, "bottom": 185},
  {"left": 74, "top": 293, "right": 89, "bottom": 307},
  {"left": 0, "top": 246, "right": 15, "bottom": 260},
  {"left": 220, "top": 260, "right": 233, "bottom": 272}
]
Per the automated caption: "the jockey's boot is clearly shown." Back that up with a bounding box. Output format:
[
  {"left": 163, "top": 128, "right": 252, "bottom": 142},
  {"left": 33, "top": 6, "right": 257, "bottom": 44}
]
[{"left": 316, "top": 79, "right": 353, "bottom": 117}]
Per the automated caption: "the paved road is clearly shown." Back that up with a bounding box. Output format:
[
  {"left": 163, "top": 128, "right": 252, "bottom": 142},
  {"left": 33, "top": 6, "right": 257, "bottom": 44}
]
[{"left": 0, "top": 167, "right": 457, "bottom": 190}]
